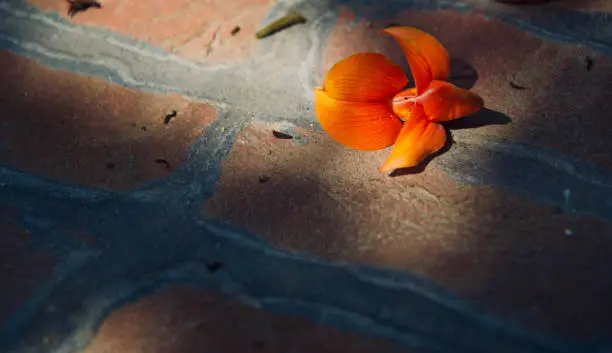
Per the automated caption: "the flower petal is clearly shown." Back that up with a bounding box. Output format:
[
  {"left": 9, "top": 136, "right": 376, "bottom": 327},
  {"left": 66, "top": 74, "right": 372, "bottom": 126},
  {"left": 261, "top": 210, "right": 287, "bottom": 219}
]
[
  {"left": 322, "top": 52, "right": 408, "bottom": 102},
  {"left": 382, "top": 26, "right": 450, "bottom": 94},
  {"left": 418, "top": 80, "right": 484, "bottom": 122},
  {"left": 380, "top": 105, "right": 447, "bottom": 172},
  {"left": 314, "top": 88, "right": 403, "bottom": 151}
]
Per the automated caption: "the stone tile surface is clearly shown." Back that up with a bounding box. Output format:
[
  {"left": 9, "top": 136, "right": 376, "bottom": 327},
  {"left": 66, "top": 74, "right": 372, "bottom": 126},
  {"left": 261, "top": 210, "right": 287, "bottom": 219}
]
[
  {"left": 0, "top": 207, "right": 58, "bottom": 326},
  {"left": 0, "top": 50, "right": 217, "bottom": 190},
  {"left": 82, "top": 286, "right": 411, "bottom": 353},
  {"left": 471, "top": 0, "right": 612, "bottom": 12},
  {"left": 26, "top": 0, "right": 274, "bottom": 64},
  {"left": 1, "top": 0, "right": 612, "bottom": 352},
  {"left": 203, "top": 121, "right": 612, "bottom": 339},
  {"left": 548, "top": 0, "right": 612, "bottom": 12}
]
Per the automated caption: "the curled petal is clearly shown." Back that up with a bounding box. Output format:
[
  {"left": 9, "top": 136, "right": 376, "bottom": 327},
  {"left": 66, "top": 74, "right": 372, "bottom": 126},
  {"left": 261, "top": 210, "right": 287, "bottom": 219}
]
[
  {"left": 382, "top": 26, "right": 450, "bottom": 94},
  {"left": 322, "top": 52, "right": 409, "bottom": 102},
  {"left": 418, "top": 80, "right": 484, "bottom": 122},
  {"left": 391, "top": 87, "right": 419, "bottom": 120},
  {"left": 314, "top": 88, "right": 402, "bottom": 151},
  {"left": 380, "top": 105, "right": 447, "bottom": 172}
]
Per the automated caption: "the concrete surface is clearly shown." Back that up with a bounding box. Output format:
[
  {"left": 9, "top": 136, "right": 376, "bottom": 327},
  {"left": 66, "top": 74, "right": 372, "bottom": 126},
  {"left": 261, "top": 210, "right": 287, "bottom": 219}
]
[{"left": 1, "top": 0, "right": 612, "bottom": 352}]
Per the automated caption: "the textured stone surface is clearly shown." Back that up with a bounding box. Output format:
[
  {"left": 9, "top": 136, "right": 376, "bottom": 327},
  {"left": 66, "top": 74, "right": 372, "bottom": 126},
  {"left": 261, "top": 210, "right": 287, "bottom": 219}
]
[
  {"left": 26, "top": 0, "right": 273, "bottom": 64},
  {"left": 1, "top": 0, "right": 612, "bottom": 352},
  {"left": 82, "top": 286, "right": 410, "bottom": 353},
  {"left": 470, "top": 0, "right": 612, "bottom": 12},
  {"left": 0, "top": 207, "right": 57, "bottom": 326},
  {"left": 319, "top": 8, "right": 612, "bottom": 171},
  {"left": 551, "top": 0, "right": 612, "bottom": 12},
  {"left": 203, "top": 121, "right": 612, "bottom": 339},
  {"left": 0, "top": 50, "right": 217, "bottom": 190}
]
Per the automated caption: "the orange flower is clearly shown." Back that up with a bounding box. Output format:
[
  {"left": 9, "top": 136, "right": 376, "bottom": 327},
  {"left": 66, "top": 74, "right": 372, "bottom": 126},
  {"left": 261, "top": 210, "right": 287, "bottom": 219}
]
[{"left": 314, "top": 26, "right": 484, "bottom": 172}]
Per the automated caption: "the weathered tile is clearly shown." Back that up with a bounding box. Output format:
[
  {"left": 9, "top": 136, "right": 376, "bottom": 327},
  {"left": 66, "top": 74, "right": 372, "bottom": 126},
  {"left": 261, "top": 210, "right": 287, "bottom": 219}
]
[
  {"left": 553, "top": 0, "right": 612, "bottom": 12},
  {"left": 319, "top": 8, "right": 612, "bottom": 171},
  {"left": 203, "top": 121, "right": 612, "bottom": 339},
  {"left": 82, "top": 285, "right": 411, "bottom": 353},
  {"left": 0, "top": 51, "right": 216, "bottom": 190},
  {"left": 26, "top": 0, "right": 274, "bottom": 64},
  {"left": 0, "top": 207, "right": 58, "bottom": 326}
]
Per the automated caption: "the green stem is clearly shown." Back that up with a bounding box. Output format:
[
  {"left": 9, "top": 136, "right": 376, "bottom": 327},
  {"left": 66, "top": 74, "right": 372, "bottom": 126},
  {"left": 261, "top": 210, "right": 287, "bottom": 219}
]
[{"left": 255, "top": 11, "right": 307, "bottom": 39}]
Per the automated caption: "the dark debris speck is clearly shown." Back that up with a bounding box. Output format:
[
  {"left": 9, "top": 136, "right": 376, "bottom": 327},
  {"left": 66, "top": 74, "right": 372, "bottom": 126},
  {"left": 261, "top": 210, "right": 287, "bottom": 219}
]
[
  {"left": 105, "top": 162, "right": 115, "bottom": 169},
  {"left": 154, "top": 159, "right": 170, "bottom": 169},
  {"left": 67, "top": 0, "right": 101, "bottom": 17},
  {"left": 272, "top": 130, "right": 293, "bottom": 139},
  {"left": 206, "top": 261, "right": 223, "bottom": 273},
  {"left": 258, "top": 175, "right": 271, "bottom": 183},
  {"left": 509, "top": 81, "right": 526, "bottom": 90},
  {"left": 163, "top": 110, "right": 177, "bottom": 125},
  {"left": 231, "top": 26, "right": 241, "bottom": 35},
  {"left": 585, "top": 56, "right": 594, "bottom": 71}
]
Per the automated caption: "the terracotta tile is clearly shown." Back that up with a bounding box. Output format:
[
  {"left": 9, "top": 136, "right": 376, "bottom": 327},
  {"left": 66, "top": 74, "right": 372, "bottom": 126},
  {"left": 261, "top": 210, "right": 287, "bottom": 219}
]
[
  {"left": 0, "top": 207, "right": 58, "bottom": 326},
  {"left": 82, "top": 285, "right": 410, "bottom": 353},
  {"left": 483, "top": 0, "right": 611, "bottom": 12},
  {"left": 553, "top": 0, "right": 612, "bottom": 12},
  {"left": 26, "top": 0, "right": 274, "bottom": 64},
  {"left": 0, "top": 51, "right": 216, "bottom": 190},
  {"left": 319, "top": 8, "right": 612, "bottom": 171},
  {"left": 203, "top": 121, "right": 612, "bottom": 340}
]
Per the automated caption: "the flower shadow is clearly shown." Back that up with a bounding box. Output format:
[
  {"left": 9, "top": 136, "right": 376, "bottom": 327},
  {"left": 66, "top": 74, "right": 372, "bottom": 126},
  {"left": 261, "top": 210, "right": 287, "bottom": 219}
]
[
  {"left": 390, "top": 108, "right": 512, "bottom": 177},
  {"left": 449, "top": 57, "right": 480, "bottom": 90},
  {"left": 444, "top": 108, "right": 513, "bottom": 130}
]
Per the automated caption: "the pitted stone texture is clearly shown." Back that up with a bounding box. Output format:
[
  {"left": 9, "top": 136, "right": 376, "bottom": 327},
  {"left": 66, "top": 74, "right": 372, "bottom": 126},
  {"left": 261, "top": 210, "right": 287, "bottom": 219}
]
[
  {"left": 471, "top": 0, "right": 612, "bottom": 12},
  {"left": 0, "top": 51, "right": 216, "bottom": 190},
  {"left": 0, "top": 207, "right": 58, "bottom": 326},
  {"left": 203, "top": 121, "right": 612, "bottom": 340},
  {"left": 553, "top": 0, "right": 612, "bottom": 12},
  {"left": 320, "top": 8, "right": 612, "bottom": 171},
  {"left": 26, "top": 0, "right": 273, "bottom": 64},
  {"left": 82, "top": 285, "right": 411, "bottom": 353}
]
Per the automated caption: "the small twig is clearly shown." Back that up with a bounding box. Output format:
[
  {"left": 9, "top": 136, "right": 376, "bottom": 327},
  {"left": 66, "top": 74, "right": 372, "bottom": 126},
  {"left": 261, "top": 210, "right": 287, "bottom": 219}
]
[{"left": 255, "top": 11, "right": 307, "bottom": 39}]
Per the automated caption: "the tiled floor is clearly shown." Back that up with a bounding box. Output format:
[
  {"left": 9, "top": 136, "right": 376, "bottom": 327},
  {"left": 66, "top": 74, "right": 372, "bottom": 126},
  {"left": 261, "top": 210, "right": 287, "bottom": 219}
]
[{"left": 1, "top": 0, "right": 611, "bottom": 352}]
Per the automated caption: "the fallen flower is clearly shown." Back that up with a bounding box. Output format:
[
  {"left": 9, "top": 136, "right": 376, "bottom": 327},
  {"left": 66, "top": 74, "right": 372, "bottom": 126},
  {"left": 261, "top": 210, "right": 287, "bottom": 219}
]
[{"left": 313, "top": 26, "right": 484, "bottom": 172}]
